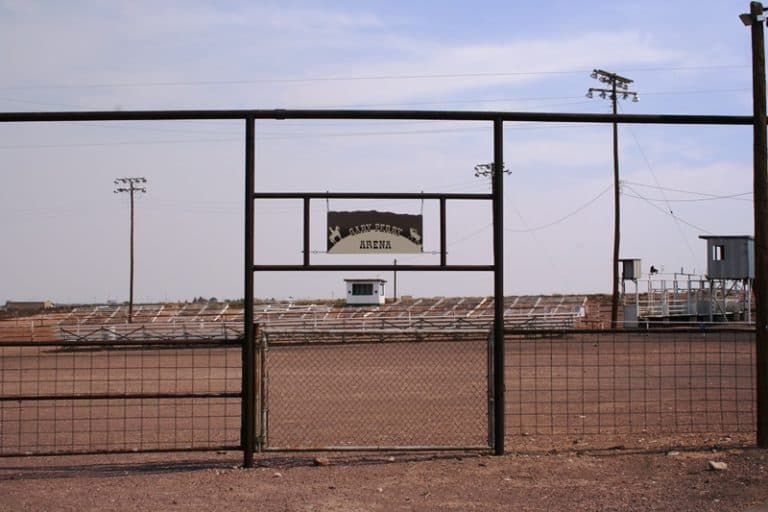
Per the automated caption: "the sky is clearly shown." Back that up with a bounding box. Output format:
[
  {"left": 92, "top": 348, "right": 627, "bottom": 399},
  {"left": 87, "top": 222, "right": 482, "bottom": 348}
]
[{"left": 0, "top": 0, "right": 760, "bottom": 303}]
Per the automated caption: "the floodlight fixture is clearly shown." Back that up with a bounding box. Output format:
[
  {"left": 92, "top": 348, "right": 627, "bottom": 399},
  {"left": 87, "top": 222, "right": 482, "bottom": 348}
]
[
  {"left": 473, "top": 162, "right": 510, "bottom": 177},
  {"left": 740, "top": 11, "right": 767, "bottom": 26},
  {"left": 741, "top": 12, "right": 752, "bottom": 25}
]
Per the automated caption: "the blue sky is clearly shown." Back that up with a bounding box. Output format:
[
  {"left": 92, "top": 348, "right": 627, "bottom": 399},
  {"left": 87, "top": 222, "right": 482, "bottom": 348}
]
[{"left": 0, "top": 0, "right": 759, "bottom": 303}]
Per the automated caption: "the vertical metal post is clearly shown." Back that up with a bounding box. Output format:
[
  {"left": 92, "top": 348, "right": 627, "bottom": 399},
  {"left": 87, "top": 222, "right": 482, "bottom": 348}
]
[
  {"left": 303, "top": 196, "right": 310, "bottom": 267},
  {"left": 242, "top": 115, "right": 256, "bottom": 467},
  {"left": 259, "top": 323, "right": 267, "bottom": 449},
  {"left": 440, "top": 197, "right": 447, "bottom": 266},
  {"left": 393, "top": 258, "right": 397, "bottom": 301},
  {"left": 492, "top": 117, "right": 505, "bottom": 455},
  {"left": 748, "top": 0, "right": 768, "bottom": 448},
  {"left": 611, "top": 79, "right": 621, "bottom": 327},
  {"left": 128, "top": 185, "right": 135, "bottom": 323}
]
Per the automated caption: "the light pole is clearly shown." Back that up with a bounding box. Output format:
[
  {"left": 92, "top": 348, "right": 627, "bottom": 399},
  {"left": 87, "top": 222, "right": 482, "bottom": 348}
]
[
  {"left": 393, "top": 258, "right": 397, "bottom": 302},
  {"left": 114, "top": 177, "right": 147, "bottom": 323},
  {"left": 587, "top": 69, "right": 638, "bottom": 328},
  {"left": 740, "top": 1, "right": 768, "bottom": 448}
]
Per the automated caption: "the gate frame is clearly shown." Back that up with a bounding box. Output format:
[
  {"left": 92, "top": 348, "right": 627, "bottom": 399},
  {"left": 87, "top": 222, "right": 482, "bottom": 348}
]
[{"left": 0, "top": 108, "right": 758, "bottom": 468}]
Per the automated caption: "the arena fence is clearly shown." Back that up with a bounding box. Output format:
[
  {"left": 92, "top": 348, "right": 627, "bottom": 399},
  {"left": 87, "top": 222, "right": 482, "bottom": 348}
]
[
  {"left": 504, "top": 328, "right": 756, "bottom": 441},
  {"left": 0, "top": 325, "right": 758, "bottom": 459},
  {"left": 0, "top": 338, "right": 242, "bottom": 456},
  {"left": 3, "top": 105, "right": 765, "bottom": 463}
]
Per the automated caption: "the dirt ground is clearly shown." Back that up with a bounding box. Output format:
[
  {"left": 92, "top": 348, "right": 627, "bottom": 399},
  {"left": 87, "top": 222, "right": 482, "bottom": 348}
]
[{"left": 1, "top": 446, "right": 768, "bottom": 512}]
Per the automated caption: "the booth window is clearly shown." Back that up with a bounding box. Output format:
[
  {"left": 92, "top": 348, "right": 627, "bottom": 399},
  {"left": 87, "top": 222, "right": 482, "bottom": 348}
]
[{"left": 352, "top": 283, "right": 374, "bottom": 295}]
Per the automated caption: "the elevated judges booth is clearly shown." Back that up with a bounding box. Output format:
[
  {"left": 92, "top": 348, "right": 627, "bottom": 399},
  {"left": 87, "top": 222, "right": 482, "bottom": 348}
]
[{"left": 344, "top": 278, "right": 387, "bottom": 305}]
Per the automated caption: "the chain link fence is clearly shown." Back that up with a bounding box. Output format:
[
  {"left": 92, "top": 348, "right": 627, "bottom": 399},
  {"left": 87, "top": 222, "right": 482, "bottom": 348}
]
[{"left": 261, "top": 330, "right": 490, "bottom": 450}]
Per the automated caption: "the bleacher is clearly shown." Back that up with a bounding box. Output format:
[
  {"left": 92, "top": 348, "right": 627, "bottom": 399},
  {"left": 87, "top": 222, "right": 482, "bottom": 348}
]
[{"left": 0, "top": 295, "right": 588, "bottom": 343}]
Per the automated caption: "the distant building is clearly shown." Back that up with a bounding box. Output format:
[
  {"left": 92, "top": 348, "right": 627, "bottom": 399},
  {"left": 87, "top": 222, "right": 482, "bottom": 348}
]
[
  {"left": 698, "top": 235, "right": 754, "bottom": 280},
  {"left": 4, "top": 300, "right": 54, "bottom": 313},
  {"left": 344, "top": 279, "right": 387, "bottom": 305}
]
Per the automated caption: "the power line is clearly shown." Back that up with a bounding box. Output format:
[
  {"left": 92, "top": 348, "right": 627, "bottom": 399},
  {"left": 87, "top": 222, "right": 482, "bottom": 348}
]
[
  {"left": 505, "top": 184, "right": 612, "bottom": 233},
  {"left": 0, "top": 64, "right": 748, "bottom": 91},
  {"left": 622, "top": 179, "right": 752, "bottom": 199},
  {"left": 0, "top": 120, "right": 632, "bottom": 151},
  {"left": 0, "top": 87, "right": 749, "bottom": 114},
  {"left": 622, "top": 183, "right": 714, "bottom": 235},
  {"left": 618, "top": 104, "right": 696, "bottom": 260},
  {"left": 622, "top": 190, "right": 752, "bottom": 202}
]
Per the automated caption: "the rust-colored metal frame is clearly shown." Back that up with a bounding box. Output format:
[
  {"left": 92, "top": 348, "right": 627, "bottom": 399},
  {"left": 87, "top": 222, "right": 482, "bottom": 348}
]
[{"left": 0, "top": 107, "right": 758, "bottom": 467}]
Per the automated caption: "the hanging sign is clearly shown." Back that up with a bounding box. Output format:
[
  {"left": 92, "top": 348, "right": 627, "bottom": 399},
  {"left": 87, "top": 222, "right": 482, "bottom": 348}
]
[{"left": 327, "top": 210, "right": 423, "bottom": 254}]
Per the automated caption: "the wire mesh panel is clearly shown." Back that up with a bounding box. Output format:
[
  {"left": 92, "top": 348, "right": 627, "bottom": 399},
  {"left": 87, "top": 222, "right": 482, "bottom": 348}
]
[
  {"left": 504, "top": 328, "right": 755, "bottom": 440},
  {"left": 263, "top": 332, "right": 489, "bottom": 449},
  {"left": 0, "top": 340, "right": 241, "bottom": 455}
]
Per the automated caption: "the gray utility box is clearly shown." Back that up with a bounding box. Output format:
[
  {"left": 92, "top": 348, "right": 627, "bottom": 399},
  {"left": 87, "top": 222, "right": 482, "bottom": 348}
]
[
  {"left": 699, "top": 236, "right": 754, "bottom": 280},
  {"left": 620, "top": 258, "right": 642, "bottom": 281}
]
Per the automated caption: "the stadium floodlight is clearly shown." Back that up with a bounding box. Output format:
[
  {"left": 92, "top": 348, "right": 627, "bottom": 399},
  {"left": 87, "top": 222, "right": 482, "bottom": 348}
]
[
  {"left": 740, "top": 11, "right": 767, "bottom": 25},
  {"left": 473, "top": 162, "right": 510, "bottom": 177},
  {"left": 585, "top": 68, "right": 639, "bottom": 328},
  {"left": 114, "top": 177, "right": 148, "bottom": 323}
]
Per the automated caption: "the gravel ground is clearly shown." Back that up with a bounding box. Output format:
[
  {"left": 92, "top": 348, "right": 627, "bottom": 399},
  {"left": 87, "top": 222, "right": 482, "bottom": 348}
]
[{"left": 1, "top": 446, "right": 767, "bottom": 511}]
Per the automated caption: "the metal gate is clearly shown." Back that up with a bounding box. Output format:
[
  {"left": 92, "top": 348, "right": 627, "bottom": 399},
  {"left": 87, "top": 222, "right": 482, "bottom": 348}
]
[{"left": 257, "top": 329, "right": 491, "bottom": 451}]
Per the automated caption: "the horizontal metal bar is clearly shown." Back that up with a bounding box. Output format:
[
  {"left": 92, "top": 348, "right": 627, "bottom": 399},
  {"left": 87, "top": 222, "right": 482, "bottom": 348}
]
[
  {"left": 0, "top": 445, "right": 242, "bottom": 458},
  {"left": 0, "top": 109, "right": 753, "bottom": 125},
  {"left": 504, "top": 327, "right": 756, "bottom": 335},
  {"left": 266, "top": 335, "right": 489, "bottom": 349},
  {"left": 253, "top": 192, "right": 492, "bottom": 200},
  {"left": 0, "top": 338, "right": 243, "bottom": 348},
  {"left": 265, "top": 328, "right": 490, "bottom": 335},
  {"left": 261, "top": 445, "right": 490, "bottom": 452},
  {"left": 0, "top": 392, "right": 242, "bottom": 402},
  {"left": 254, "top": 264, "right": 493, "bottom": 272}
]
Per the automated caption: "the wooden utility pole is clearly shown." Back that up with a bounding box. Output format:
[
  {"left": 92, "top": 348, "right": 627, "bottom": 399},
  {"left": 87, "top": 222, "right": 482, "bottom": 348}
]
[
  {"left": 114, "top": 177, "right": 147, "bottom": 323},
  {"left": 742, "top": 1, "right": 768, "bottom": 448},
  {"left": 587, "top": 70, "right": 638, "bottom": 327}
]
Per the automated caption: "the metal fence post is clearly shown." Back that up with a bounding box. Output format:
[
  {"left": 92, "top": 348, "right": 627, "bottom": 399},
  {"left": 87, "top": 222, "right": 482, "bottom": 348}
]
[
  {"left": 242, "top": 115, "right": 256, "bottom": 467},
  {"left": 492, "top": 117, "right": 505, "bottom": 455},
  {"left": 259, "top": 328, "right": 268, "bottom": 450}
]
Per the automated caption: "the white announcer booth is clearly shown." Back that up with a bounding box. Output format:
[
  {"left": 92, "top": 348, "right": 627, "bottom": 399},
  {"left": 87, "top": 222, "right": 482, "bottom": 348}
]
[{"left": 344, "top": 278, "right": 387, "bottom": 305}]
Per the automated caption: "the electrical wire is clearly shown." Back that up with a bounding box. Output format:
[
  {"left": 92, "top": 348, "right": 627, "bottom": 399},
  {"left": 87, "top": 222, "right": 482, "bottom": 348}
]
[
  {"left": 618, "top": 102, "right": 697, "bottom": 259},
  {"left": 622, "top": 180, "right": 752, "bottom": 200},
  {"left": 622, "top": 183, "right": 714, "bottom": 235},
  {"left": 504, "top": 186, "right": 564, "bottom": 279},
  {"left": 622, "top": 191, "right": 751, "bottom": 202},
  {"left": 504, "top": 184, "right": 612, "bottom": 233},
  {"left": 0, "top": 64, "right": 748, "bottom": 91}
]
